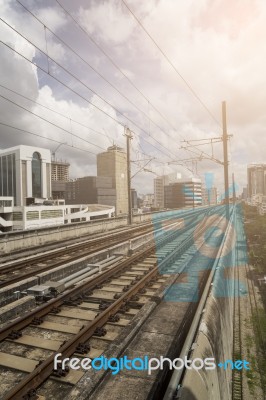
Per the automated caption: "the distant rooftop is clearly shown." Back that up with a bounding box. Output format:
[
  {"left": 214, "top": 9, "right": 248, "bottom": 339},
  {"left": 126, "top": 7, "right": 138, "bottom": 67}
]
[
  {"left": 52, "top": 159, "right": 70, "bottom": 166},
  {"left": 247, "top": 163, "right": 266, "bottom": 168},
  {"left": 107, "top": 145, "right": 125, "bottom": 152},
  {"left": 170, "top": 177, "right": 201, "bottom": 184},
  {"left": 85, "top": 204, "right": 115, "bottom": 212}
]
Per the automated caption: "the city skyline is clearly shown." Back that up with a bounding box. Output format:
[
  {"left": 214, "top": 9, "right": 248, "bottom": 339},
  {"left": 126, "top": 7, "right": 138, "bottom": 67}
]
[{"left": 0, "top": 0, "right": 266, "bottom": 196}]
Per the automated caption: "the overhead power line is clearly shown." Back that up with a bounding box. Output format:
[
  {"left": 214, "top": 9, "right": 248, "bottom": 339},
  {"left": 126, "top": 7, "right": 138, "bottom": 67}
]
[
  {"left": 0, "top": 121, "right": 98, "bottom": 156},
  {"left": 54, "top": 0, "right": 184, "bottom": 136},
  {"left": 0, "top": 40, "right": 178, "bottom": 161},
  {"left": 0, "top": 93, "right": 107, "bottom": 151},
  {"left": 16, "top": 0, "right": 180, "bottom": 147},
  {"left": 0, "top": 17, "right": 180, "bottom": 161},
  {"left": 0, "top": 84, "right": 163, "bottom": 166},
  {"left": 0, "top": 83, "right": 124, "bottom": 147},
  {"left": 0, "top": 18, "right": 126, "bottom": 128},
  {"left": 121, "top": 0, "right": 221, "bottom": 128}
]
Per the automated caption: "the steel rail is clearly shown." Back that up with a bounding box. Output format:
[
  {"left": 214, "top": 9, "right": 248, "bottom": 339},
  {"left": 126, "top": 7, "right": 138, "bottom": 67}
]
[
  {"left": 1, "top": 209, "right": 215, "bottom": 399},
  {"left": 3, "top": 264, "right": 159, "bottom": 400},
  {"left": 163, "top": 207, "right": 235, "bottom": 399},
  {"left": 0, "top": 207, "right": 211, "bottom": 271},
  {"left": 232, "top": 209, "right": 243, "bottom": 399},
  {"left": 0, "top": 208, "right": 210, "bottom": 289},
  {"left": 0, "top": 216, "right": 191, "bottom": 342},
  {"left": 0, "top": 245, "right": 153, "bottom": 342},
  {"left": 0, "top": 224, "right": 152, "bottom": 273},
  {"left": 0, "top": 222, "right": 165, "bottom": 289}
]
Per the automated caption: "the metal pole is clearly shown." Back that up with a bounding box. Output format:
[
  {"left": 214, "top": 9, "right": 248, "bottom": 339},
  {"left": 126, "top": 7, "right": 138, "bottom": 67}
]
[
  {"left": 222, "top": 101, "right": 230, "bottom": 220},
  {"left": 193, "top": 181, "right": 195, "bottom": 209},
  {"left": 125, "top": 127, "right": 133, "bottom": 225},
  {"left": 232, "top": 173, "right": 236, "bottom": 204}
]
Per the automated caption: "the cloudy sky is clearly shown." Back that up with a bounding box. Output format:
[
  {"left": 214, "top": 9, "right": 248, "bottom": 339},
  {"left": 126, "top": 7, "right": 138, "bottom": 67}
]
[{"left": 0, "top": 0, "right": 265, "bottom": 195}]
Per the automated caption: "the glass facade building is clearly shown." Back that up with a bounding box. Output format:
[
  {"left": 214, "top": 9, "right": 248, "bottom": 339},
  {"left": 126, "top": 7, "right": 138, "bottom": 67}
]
[
  {"left": 32, "top": 152, "right": 42, "bottom": 198},
  {"left": 0, "top": 154, "right": 16, "bottom": 200},
  {"left": 0, "top": 145, "right": 51, "bottom": 205}
]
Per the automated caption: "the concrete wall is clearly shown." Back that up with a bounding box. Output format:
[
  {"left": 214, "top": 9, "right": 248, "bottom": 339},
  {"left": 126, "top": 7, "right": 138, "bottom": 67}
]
[
  {"left": 0, "top": 208, "right": 209, "bottom": 254},
  {"left": 0, "top": 222, "right": 157, "bottom": 306},
  {"left": 0, "top": 296, "right": 35, "bottom": 325},
  {"left": 0, "top": 277, "right": 38, "bottom": 307},
  {"left": 0, "top": 216, "right": 127, "bottom": 254},
  {"left": 0, "top": 212, "right": 157, "bottom": 254},
  {"left": 180, "top": 212, "right": 238, "bottom": 400}
]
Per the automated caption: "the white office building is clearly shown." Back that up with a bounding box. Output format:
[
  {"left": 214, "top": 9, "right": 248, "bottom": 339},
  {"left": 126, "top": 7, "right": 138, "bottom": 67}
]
[
  {"left": 0, "top": 145, "right": 51, "bottom": 206},
  {"left": 0, "top": 196, "right": 115, "bottom": 232}
]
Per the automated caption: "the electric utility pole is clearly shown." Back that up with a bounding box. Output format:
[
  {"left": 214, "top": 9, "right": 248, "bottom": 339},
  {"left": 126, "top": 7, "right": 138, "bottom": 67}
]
[
  {"left": 177, "top": 102, "right": 232, "bottom": 221},
  {"left": 124, "top": 126, "right": 133, "bottom": 225}
]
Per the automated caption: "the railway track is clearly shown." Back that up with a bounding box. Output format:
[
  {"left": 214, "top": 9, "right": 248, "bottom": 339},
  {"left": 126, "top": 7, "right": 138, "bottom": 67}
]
[
  {"left": 0, "top": 208, "right": 209, "bottom": 290},
  {"left": 232, "top": 206, "right": 266, "bottom": 400},
  {"left": 232, "top": 209, "right": 243, "bottom": 400},
  {"left": 244, "top": 260, "right": 266, "bottom": 396},
  {"left": 0, "top": 208, "right": 217, "bottom": 400},
  {"left": 244, "top": 264, "right": 266, "bottom": 398},
  {"left": 0, "top": 224, "right": 152, "bottom": 288},
  {"left": 0, "top": 219, "right": 134, "bottom": 262},
  {"left": 161, "top": 205, "right": 236, "bottom": 400}
]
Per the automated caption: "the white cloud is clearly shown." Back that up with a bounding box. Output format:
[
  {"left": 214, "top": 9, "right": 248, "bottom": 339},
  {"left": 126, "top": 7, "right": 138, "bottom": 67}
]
[
  {"left": 1, "top": 0, "right": 266, "bottom": 196},
  {"left": 35, "top": 6, "right": 67, "bottom": 32},
  {"left": 78, "top": 0, "right": 136, "bottom": 44}
]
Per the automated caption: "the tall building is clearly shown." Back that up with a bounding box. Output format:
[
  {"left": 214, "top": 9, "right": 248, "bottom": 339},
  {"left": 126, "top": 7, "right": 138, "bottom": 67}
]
[
  {"left": 202, "top": 187, "right": 217, "bottom": 205},
  {"left": 154, "top": 173, "right": 181, "bottom": 209},
  {"left": 154, "top": 176, "right": 165, "bottom": 209},
  {"left": 247, "top": 164, "right": 266, "bottom": 198},
  {"left": 0, "top": 145, "right": 51, "bottom": 205},
  {"left": 164, "top": 178, "right": 202, "bottom": 209},
  {"left": 242, "top": 187, "right": 248, "bottom": 200},
  {"left": 51, "top": 160, "right": 70, "bottom": 181},
  {"left": 97, "top": 145, "right": 128, "bottom": 215},
  {"left": 131, "top": 188, "right": 138, "bottom": 209},
  {"left": 65, "top": 176, "right": 116, "bottom": 206},
  {"left": 141, "top": 193, "right": 154, "bottom": 208},
  {"left": 51, "top": 160, "right": 70, "bottom": 199}
]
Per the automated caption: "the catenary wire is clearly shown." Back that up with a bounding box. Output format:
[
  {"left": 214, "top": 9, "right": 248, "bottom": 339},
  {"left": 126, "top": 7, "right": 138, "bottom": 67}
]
[
  {"left": 121, "top": 0, "right": 222, "bottom": 128},
  {"left": 0, "top": 121, "right": 159, "bottom": 174},
  {"left": 0, "top": 93, "right": 107, "bottom": 151},
  {"left": 1, "top": 42, "right": 197, "bottom": 177},
  {"left": 54, "top": 0, "right": 186, "bottom": 137},
  {"left": 0, "top": 83, "right": 162, "bottom": 168},
  {"left": 0, "top": 40, "right": 179, "bottom": 161},
  {"left": 16, "top": 0, "right": 181, "bottom": 147},
  {"left": 0, "top": 18, "right": 179, "bottom": 161},
  {"left": 0, "top": 83, "right": 124, "bottom": 147},
  {"left": 0, "top": 121, "right": 98, "bottom": 156}
]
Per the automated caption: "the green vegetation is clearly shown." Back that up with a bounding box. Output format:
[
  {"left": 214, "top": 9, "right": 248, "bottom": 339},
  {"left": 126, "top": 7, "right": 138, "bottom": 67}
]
[
  {"left": 242, "top": 204, "right": 266, "bottom": 393},
  {"left": 244, "top": 334, "right": 260, "bottom": 394},
  {"left": 243, "top": 204, "right": 266, "bottom": 274}
]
